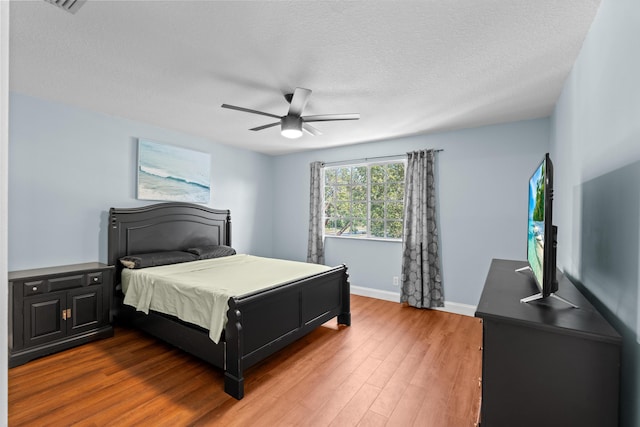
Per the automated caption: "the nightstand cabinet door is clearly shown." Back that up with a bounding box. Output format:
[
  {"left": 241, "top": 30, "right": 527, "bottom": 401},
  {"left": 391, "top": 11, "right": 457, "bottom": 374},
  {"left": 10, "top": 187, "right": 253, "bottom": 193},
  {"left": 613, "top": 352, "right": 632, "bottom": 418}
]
[
  {"left": 68, "top": 285, "right": 104, "bottom": 334},
  {"left": 23, "top": 292, "right": 66, "bottom": 347}
]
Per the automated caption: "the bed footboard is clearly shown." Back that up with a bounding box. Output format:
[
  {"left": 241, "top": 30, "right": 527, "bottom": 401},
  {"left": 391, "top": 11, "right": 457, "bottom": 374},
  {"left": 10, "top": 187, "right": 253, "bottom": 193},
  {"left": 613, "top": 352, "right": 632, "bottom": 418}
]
[{"left": 224, "top": 264, "right": 350, "bottom": 399}]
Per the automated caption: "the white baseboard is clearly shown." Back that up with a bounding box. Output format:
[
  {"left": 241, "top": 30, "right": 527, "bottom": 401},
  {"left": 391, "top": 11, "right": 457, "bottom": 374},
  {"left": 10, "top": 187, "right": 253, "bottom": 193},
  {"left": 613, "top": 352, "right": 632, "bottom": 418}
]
[
  {"left": 351, "top": 285, "right": 400, "bottom": 303},
  {"left": 350, "top": 285, "right": 477, "bottom": 317},
  {"left": 433, "top": 301, "right": 477, "bottom": 317}
]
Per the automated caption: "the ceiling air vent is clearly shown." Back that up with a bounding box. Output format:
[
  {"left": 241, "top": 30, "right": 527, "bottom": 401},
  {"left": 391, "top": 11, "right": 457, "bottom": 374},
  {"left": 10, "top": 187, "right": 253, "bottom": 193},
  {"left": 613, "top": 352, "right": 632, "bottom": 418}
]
[{"left": 44, "top": 0, "right": 87, "bottom": 14}]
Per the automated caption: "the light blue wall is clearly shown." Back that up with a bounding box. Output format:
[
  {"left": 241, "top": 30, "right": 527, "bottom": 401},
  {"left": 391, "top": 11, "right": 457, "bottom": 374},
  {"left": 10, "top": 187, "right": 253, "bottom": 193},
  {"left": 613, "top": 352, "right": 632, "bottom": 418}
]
[
  {"left": 8, "top": 93, "right": 274, "bottom": 271},
  {"left": 272, "top": 118, "right": 549, "bottom": 306},
  {"left": 9, "top": 93, "right": 550, "bottom": 309},
  {"left": 551, "top": 0, "right": 640, "bottom": 425}
]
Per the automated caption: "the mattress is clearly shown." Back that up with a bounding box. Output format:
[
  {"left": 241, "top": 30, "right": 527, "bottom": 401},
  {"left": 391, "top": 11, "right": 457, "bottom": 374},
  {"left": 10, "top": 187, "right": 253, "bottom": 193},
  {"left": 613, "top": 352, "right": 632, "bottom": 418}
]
[{"left": 122, "top": 254, "right": 331, "bottom": 343}]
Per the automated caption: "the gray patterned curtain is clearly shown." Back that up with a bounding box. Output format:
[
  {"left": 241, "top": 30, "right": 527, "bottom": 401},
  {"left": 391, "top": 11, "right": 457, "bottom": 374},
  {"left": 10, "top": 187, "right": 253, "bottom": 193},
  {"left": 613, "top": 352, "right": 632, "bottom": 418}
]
[
  {"left": 401, "top": 149, "right": 443, "bottom": 308},
  {"left": 307, "top": 161, "right": 325, "bottom": 264}
]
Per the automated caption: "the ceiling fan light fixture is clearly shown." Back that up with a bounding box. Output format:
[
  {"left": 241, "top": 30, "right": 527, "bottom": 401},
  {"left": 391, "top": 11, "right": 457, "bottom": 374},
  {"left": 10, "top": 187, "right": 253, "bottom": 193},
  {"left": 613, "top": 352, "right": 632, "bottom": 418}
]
[
  {"left": 281, "top": 115, "right": 303, "bottom": 139},
  {"left": 281, "top": 128, "right": 303, "bottom": 139},
  {"left": 221, "top": 87, "right": 359, "bottom": 139}
]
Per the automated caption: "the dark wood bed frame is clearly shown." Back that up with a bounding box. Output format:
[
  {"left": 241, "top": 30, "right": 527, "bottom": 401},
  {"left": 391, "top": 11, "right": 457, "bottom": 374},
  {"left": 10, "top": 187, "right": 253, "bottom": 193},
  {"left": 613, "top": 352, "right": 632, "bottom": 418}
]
[{"left": 107, "top": 202, "right": 351, "bottom": 400}]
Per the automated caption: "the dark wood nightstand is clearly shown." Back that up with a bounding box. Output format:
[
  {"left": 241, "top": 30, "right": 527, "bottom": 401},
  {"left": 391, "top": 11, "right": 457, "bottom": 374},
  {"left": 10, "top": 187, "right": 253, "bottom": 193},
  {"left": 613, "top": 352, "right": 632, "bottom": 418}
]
[{"left": 9, "top": 262, "right": 114, "bottom": 367}]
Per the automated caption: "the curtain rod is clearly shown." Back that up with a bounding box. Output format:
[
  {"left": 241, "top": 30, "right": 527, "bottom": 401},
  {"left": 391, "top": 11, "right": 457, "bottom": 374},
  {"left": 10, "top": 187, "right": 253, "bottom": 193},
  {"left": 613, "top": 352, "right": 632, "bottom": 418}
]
[{"left": 322, "top": 149, "right": 443, "bottom": 167}]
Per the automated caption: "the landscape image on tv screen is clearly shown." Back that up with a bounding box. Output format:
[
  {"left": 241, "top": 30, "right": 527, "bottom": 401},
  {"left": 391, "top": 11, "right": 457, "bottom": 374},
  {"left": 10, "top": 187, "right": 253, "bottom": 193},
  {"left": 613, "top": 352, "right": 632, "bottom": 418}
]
[{"left": 527, "top": 160, "right": 545, "bottom": 288}]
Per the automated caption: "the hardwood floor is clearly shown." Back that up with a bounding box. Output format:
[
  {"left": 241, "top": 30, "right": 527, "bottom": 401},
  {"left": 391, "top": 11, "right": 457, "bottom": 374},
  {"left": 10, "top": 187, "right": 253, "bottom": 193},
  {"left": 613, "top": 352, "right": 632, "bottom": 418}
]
[{"left": 9, "top": 295, "right": 482, "bottom": 426}]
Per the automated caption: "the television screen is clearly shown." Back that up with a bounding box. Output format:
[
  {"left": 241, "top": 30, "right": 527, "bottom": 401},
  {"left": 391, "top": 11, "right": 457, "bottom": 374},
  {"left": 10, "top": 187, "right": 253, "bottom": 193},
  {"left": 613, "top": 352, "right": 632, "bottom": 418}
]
[
  {"left": 527, "top": 157, "right": 546, "bottom": 291},
  {"left": 522, "top": 154, "right": 577, "bottom": 307}
]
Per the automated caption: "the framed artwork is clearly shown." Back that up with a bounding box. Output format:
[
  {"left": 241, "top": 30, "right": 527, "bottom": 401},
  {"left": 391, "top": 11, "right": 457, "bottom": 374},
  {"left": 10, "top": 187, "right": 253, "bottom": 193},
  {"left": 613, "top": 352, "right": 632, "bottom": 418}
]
[{"left": 137, "top": 138, "right": 211, "bottom": 203}]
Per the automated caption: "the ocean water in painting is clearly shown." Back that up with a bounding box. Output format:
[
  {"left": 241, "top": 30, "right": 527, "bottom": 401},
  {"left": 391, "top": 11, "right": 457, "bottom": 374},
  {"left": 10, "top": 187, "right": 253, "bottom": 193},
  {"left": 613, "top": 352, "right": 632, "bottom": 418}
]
[{"left": 137, "top": 139, "right": 211, "bottom": 203}]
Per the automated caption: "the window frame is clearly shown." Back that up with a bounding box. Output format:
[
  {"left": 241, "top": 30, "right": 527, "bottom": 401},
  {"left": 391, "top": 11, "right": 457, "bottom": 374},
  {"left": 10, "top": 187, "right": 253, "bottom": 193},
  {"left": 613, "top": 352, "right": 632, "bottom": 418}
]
[{"left": 323, "top": 159, "right": 406, "bottom": 241}]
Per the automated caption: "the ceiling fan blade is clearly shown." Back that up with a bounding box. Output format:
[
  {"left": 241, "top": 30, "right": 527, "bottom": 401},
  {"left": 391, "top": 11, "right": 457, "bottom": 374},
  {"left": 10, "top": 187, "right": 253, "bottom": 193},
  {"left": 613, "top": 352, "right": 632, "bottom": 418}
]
[
  {"left": 303, "top": 113, "right": 360, "bottom": 122},
  {"left": 288, "top": 87, "right": 312, "bottom": 117},
  {"left": 250, "top": 122, "right": 281, "bottom": 131},
  {"left": 302, "top": 123, "right": 322, "bottom": 136},
  {"left": 221, "top": 104, "right": 281, "bottom": 119}
]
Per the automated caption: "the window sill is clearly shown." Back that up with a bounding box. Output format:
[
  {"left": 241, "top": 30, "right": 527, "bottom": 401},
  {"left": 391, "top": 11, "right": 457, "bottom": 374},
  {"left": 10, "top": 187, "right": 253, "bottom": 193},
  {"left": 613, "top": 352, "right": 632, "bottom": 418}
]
[{"left": 324, "top": 235, "right": 402, "bottom": 243}]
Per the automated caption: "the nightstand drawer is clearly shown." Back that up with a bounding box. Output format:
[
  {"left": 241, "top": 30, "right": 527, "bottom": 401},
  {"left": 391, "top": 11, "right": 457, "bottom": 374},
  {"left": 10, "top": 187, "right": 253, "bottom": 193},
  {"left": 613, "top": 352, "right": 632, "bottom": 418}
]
[
  {"left": 49, "top": 274, "right": 84, "bottom": 291},
  {"left": 24, "top": 281, "right": 45, "bottom": 296},
  {"left": 87, "top": 272, "right": 103, "bottom": 285}
]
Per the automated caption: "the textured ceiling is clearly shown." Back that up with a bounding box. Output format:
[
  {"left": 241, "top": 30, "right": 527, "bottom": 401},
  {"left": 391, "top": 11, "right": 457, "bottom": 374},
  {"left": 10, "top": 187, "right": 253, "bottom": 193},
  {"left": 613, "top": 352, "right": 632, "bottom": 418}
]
[{"left": 9, "top": 0, "right": 601, "bottom": 155}]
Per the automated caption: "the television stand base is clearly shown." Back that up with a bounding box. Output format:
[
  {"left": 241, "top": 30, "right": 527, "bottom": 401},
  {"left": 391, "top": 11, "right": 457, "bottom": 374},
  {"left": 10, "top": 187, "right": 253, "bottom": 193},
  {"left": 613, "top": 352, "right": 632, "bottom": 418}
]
[
  {"left": 520, "top": 292, "right": 579, "bottom": 308},
  {"left": 515, "top": 266, "right": 531, "bottom": 273}
]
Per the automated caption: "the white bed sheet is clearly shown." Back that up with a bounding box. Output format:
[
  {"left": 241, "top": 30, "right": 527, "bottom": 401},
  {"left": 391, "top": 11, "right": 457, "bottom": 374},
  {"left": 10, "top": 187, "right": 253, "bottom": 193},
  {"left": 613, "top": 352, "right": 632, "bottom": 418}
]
[{"left": 121, "top": 254, "right": 331, "bottom": 343}]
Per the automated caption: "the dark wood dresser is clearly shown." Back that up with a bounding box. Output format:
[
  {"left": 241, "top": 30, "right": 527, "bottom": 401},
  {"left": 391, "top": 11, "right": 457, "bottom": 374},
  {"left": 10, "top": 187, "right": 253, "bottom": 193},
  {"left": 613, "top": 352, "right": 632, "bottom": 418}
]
[
  {"left": 475, "top": 258, "right": 621, "bottom": 427},
  {"left": 9, "top": 262, "right": 114, "bottom": 367}
]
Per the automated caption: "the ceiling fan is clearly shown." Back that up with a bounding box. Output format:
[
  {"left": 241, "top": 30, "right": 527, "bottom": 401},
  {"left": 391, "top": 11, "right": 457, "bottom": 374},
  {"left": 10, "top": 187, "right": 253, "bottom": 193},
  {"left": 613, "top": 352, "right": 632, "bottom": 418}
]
[{"left": 221, "top": 87, "right": 360, "bottom": 139}]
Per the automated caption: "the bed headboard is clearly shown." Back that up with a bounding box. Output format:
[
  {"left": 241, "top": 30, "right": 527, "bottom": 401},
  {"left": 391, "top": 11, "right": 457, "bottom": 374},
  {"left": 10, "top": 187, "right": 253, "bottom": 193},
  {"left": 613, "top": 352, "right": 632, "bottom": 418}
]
[{"left": 108, "top": 202, "right": 232, "bottom": 271}]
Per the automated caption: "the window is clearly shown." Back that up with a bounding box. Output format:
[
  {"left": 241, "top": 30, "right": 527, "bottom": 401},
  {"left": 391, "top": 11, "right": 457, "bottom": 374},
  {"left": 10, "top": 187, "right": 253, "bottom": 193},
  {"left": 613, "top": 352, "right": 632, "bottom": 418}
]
[{"left": 324, "top": 161, "right": 406, "bottom": 239}]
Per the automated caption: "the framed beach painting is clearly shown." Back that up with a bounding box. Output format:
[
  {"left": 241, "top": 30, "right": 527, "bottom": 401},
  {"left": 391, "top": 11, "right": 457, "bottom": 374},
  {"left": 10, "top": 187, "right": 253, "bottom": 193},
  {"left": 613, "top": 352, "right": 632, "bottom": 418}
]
[{"left": 137, "top": 139, "right": 211, "bottom": 203}]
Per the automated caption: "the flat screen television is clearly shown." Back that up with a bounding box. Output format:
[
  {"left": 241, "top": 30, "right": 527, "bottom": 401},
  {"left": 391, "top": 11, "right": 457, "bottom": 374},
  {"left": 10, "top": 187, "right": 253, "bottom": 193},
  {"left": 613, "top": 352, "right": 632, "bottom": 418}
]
[{"left": 519, "top": 153, "right": 577, "bottom": 308}]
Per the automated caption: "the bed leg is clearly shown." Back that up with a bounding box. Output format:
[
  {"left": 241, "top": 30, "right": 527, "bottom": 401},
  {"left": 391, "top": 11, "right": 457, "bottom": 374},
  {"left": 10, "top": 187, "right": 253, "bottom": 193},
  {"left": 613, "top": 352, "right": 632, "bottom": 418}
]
[
  {"left": 338, "top": 312, "right": 351, "bottom": 326},
  {"left": 224, "top": 303, "right": 245, "bottom": 400},
  {"left": 338, "top": 267, "right": 351, "bottom": 326},
  {"left": 224, "top": 373, "right": 244, "bottom": 400}
]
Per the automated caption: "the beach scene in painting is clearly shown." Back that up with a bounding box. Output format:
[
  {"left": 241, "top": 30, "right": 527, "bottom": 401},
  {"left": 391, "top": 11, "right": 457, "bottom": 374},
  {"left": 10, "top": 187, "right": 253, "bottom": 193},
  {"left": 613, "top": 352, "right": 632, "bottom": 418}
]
[
  {"left": 527, "top": 161, "right": 545, "bottom": 287},
  {"left": 137, "top": 139, "right": 210, "bottom": 203}
]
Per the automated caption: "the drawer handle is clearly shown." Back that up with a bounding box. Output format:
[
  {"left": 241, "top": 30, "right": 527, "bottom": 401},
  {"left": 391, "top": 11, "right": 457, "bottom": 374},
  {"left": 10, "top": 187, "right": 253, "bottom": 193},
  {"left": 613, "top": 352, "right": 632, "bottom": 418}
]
[
  {"left": 93, "top": 277, "right": 99, "bottom": 282},
  {"left": 32, "top": 287, "right": 37, "bottom": 291}
]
